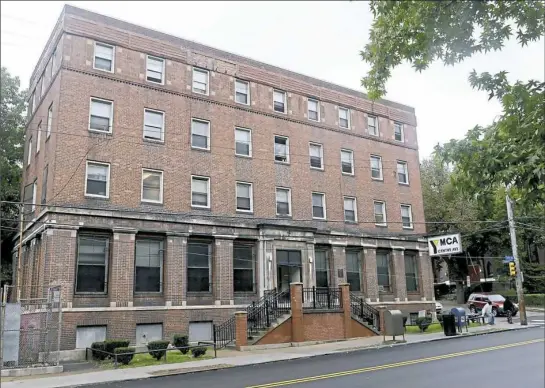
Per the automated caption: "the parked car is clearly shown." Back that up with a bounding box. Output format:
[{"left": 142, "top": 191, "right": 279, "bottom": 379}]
[
  {"left": 435, "top": 301, "right": 443, "bottom": 314},
  {"left": 467, "top": 293, "right": 519, "bottom": 317}
]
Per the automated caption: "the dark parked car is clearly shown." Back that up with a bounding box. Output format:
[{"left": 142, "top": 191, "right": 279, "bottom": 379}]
[{"left": 467, "top": 293, "right": 518, "bottom": 317}]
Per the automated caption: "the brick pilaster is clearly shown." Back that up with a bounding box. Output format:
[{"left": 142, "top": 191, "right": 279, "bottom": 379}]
[
  {"left": 111, "top": 228, "right": 136, "bottom": 307},
  {"left": 290, "top": 282, "right": 304, "bottom": 343},
  {"left": 214, "top": 237, "right": 234, "bottom": 305},
  {"left": 363, "top": 248, "right": 379, "bottom": 302},
  {"left": 392, "top": 248, "right": 407, "bottom": 302},
  {"left": 419, "top": 250, "right": 434, "bottom": 301},
  {"left": 331, "top": 245, "right": 346, "bottom": 287},
  {"left": 340, "top": 283, "right": 351, "bottom": 339},
  {"left": 235, "top": 311, "right": 248, "bottom": 350},
  {"left": 165, "top": 233, "right": 188, "bottom": 306}
]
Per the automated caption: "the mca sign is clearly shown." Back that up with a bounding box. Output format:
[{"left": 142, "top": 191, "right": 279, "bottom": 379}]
[{"left": 428, "top": 233, "right": 462, "bottom": 256}]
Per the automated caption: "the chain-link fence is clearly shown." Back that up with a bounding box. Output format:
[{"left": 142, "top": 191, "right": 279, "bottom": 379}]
[{"left": 0, "top": 285, "right": 62, "bottom": 369}]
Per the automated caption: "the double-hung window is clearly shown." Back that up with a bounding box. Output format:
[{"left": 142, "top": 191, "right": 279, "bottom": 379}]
[
  {"left": 374, "top": 201, "right": 387, "bottom": 226},
  {"left": 135, "top": 238, "right": 163, "bottom": 293},
  {"left": 344, "top": 197, "right": 357, "bottom": 222},
  {"left": 236, "top": 182, "right": 253, "bottom": 212},
  {"left": 93, "top": 42, "right": 114, "bottom": 72},
  {"left": 312, "top": 192, "right": 326, "bottom": 219},
  {"left": 401, "top": 204, "right": 413, "bottom": 229},
  {"left": 191, "top": 176, "right": 210, "bottom": 208},
  {"left": 274, "top": 136, "right": 289, "bottom": 163},
  {"left": 394, "top": 122, "right": 404, "bottom": 142},
  {"left": 273, "top": 90, "right": 286, "bottom": 113},
  {"left": 338, "top": 107, "right": 350, "bottom": 129},
  {"left": 235, "top": 79, "right": 250, "bottom": 105},
  {"left": 370, "top": 155, "right": 383, "bottom": 180},
  {"left": 368, "top": 115, "right": 378, "bottom": 136},
  {"left": 341, "top": 149, "right": 354, "bottom": 175},
  {"left": 309, "top": 143, "right": 323, "bottom": 170},
  {"left": 187, "top": 240, "right": 212, "bottom": 292},
  {"left": 192, "top": 68, "right": 209, "bottom": 95},
  {"left": 307, "top": 99, "right": 319, "bottom": 121},
  {"left": 346, "top": 250, "right": 362, "bottom": 292},
  {"left": 235, "top": 127, "right": 252, "bottom": 157},
  {"left": 191, "top": 119, "right": 210, "bottom": 150},
  {"left": 276, "top": 188, "right": 291, "bottom": 216},
  {"left": 89, "top": 98, "right": 113, "bottom": 133},
  {"left": 47, "top": 103, "right": 53, "bottom": 138},
  {"left": 41, "top": 166, "right": 48, "bottom": 205},
  {"left": 141, "top": 169, "right": 163, "bottom": 203},
  {"left": 405, "top": 252, "right": 419, "bottom": 292},
  {"left": 85, "top": 161, "right": 110, "bottom": 198},
  {"left": 23, "top": 182, "right": 35, "bottom": 221},
  {"left": 397, "top": 161, "right": 409, "bottom": 184},
  {"left": 143, "top": 109, "right": 164, "bottom": 141},
  {"left": 146, "top": 55, "right": 165, "bottom": 84},
  {"left": 377, "top": 251, "right": 391, "bottom": 292},
  {"left": 27, "top": 137, "right": 32, "bottom": 166},
  {"left": 233, "top": 242, "right": 255, "bottom": 292},
  {"left": 39, "top": 76, "right": 45, "bottom": 98},
  {"left": 36, "top": 122, "right": 41, "bottom": 153},
  {"left": 76, "top": 235, "right": 109, "bottom": 293},
  {"left": 315, "top": 248, "right": 330, "bottom": 288}
]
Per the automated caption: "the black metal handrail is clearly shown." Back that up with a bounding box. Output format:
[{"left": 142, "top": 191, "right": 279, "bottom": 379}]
[
  {"left": 302, "top": 287, "right": 342, "bottom": 310},
  {"left": 350, "top": 293, "right": 381, "bottom": 332},
  {"left": 213, "top": 315, "right": 236, "bottom": 349}
]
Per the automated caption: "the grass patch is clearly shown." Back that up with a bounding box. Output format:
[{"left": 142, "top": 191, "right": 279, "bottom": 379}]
[
  {"left": 405, "top": 321, "right": 483, "bottom": 334},
  {"left": 99, "top": 348, "right": 213, "bottom": 369}
]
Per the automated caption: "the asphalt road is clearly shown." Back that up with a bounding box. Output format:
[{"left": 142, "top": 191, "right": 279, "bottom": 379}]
[{"left": 93, "top": 327, "right": 545, "bottom": 388}]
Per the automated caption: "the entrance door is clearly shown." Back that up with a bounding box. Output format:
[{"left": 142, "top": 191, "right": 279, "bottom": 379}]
[{"left": 276, "top": 250, "right": 302, "bottom": 292}]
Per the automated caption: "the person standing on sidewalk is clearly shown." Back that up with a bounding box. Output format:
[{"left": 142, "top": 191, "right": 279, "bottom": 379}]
[{"left": 482, "top": 300, "right": 495, "bottom": 325}]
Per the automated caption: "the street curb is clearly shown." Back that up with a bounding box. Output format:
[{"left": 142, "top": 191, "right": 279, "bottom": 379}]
[{"left": 57, "top": 325, "right": 543, "bottom": 388}]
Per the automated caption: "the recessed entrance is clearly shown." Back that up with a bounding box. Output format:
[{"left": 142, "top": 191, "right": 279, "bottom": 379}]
[{"left": 276, "top": 250, "right": 302, "bottom": 292}]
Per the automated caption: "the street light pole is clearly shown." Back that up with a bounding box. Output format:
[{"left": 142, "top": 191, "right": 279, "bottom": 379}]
[{"left": 505, "top": 194, "right": 527, "bottom": 326}]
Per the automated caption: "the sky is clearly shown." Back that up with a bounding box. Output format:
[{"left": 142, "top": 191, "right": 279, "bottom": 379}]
[{"left": 1, "top": 1, "right": 543, "bottom": 159}]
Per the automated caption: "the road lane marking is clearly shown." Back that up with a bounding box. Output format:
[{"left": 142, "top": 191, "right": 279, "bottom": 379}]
[{"left": 246, "top": 338, "right": 544, "bottom": 388}]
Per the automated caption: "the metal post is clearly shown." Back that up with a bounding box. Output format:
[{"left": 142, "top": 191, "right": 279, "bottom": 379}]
[
  {"left": 265, "top": 300, "right": 270, "bottom": 327},
  {"left": 360, "top": 299, "right": 364, "bottom": 320},
  {"left": 506, "top": 194, "right": 527, "bottom": 325},
  {"left": 312, "top": 286, "right": 316, "bottom": 309}
]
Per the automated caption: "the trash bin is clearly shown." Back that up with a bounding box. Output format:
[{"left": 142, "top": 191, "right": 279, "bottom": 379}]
[{"left": 442, "top": 314, "right": 456, "bottom": 336}]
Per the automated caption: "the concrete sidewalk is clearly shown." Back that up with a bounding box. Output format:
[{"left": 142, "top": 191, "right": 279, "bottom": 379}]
[{"left": 2, "top": 321, "right": 542, "bottom": 388}]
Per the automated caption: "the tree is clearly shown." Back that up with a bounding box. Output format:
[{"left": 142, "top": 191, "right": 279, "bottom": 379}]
[{"left": 1, "top": 67, "right": 26, "bottom": 284}]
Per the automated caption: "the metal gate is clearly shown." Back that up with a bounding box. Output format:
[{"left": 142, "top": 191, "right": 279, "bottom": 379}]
[{"left": 0, "top": 285, "right": 62, "bottom": 369}]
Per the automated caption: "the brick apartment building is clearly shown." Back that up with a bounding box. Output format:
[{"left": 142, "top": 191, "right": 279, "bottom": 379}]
[{"left": 16, "top": 5, "right": 435, "bottom": 350}]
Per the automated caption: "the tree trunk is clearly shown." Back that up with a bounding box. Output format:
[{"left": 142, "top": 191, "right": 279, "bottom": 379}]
[{"left": 456, "top": 281, "right": 465, "bottom": 304}]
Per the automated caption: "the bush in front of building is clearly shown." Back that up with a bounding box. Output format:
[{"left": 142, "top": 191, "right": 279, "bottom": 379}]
[
  {"left": 173, "top": 335, "right": 189, "bottom": 354},
  {"left": 191, "top": 346, "right": 207, "bottom": 358},
  {"left": 90, "top": 341, "right": 108, "bottom": 361},
  {"left": 147, "top": 340, "right": 170, "bottom": 360},
  {"left": 415, "top": 317, "right": 432, "bottom": 332},
  {"left": 114, "top": 347, "right": 135, "bottom": 365},
  {"left": 104, "top": 340, "right": 131, "bottom": 356}
]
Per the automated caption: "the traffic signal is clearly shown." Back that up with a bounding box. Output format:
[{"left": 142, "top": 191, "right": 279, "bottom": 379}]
[{"left": 508, "top": 262, "right": 516, "bottom": 277}]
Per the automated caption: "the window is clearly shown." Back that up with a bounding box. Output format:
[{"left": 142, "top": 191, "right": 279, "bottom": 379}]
[
  {"left": 374, "top": 201, "right": 386, "bottom": 226},
  {"left": 236, "top": 182, "right": 253, "bottom": 212},
  {"left": 76, "top": 326, "right": 106, "bottom": 349},
  {"left": 31, "top": 91, "right": 36, "bottom": 114},
  {"left": 394, "top": 122, "right": 404, "bottom": 142},
  {"left": 309, "top": 143, "right": 323, "bottom": 169},
  {"left": 312, "top": 192, "right": 326, "bottom": 219},
  {"left": 89, "top": 98, "right": 113, "bottom": 133},
  {"left": 23, "top": 182, "right": 35, "bottom": 220},
  {"left": 93, "top": 42, "right": 114, "bottom": 72},
  {"left": 338, "top": 107, "right": 350, "bottom": 129},
  {"left": 315, "top": 249, "right": 330, "bottom": 288},
  {"left": 192, "top": 67, "right": 209, "bottom": 95},
  {"left": 51, "top": 48, "right": 57, "bottom": 74},
  {"left": 187, "top": 240, "right": 212, "bottom": 292},
  {"left": 346, "top": 250, "right": 362, "bottom": 292},
  {"left": 397, "top": 161, "right": 409, "bottom": 184},
  {"left": 370, "top": 155, "right": 383, "bottom": 180},
  {"left": 235, "top": 79, "right": 250, "bottom": 105},
  {"left": 307, "top": 99, "right": 319, "bottom": 121},
  {"left": 40, "top": 76, "right": 45, "bottom": 98},
  {"left": 235, "top": 127, "right": 252, "bottom": 156},
  {"left": 141, "top": 169, "right": 163, "bottom": 203},
  {"left": 85, "top": 162, "right": 110, "bottom": 198},
  {"left": 274, "top": 135, "right": 289, "bottom": 163},
  {"left": 377, "top": 251, "right": 391, "bottom": 292},
  {"left": 401, "top": 204, "right": 413, "bottom": 229},
  {"left": 41, "top": 166, "right": 48, "bottom": 205},
  {"left": 191, "top": 176, "right": 210, "bottom": 208},
  {"left": 191, "top": 119, "right": 210, "bottom": 150},
  {"left": 76, "top": 235, "right": 109, "bottom": 293},
  {"left": 405, "top": 252, "right": 418, "bottom": 292},
  {"left": 136, "top": 323, "right": 163, "bottom": 346},
  {"left": 32, "top": 181, "right": 37, "bottom": 212},
  {"left": 49, "top": 55, "right": 54, "bottom": 80},
  {"left": 47, "top": 103, "right": 53, "bottom": 137},
  {"left": 135, "top": 238, "right": 163, "bottom": 293},
  {"left": 344, "top": 197, "right": 357, "bottom": 222},
  {"left": 276, "top": 188, "right": 291, "bottom": 216},
  {"left": 273, "top": 90, "right": 286, "bottom": 113},
  {"left": 234, "top": 242, "right": 255, "bottom": 292},
  {"left": 368, "top": 115, "right": 378, "bottom": 136},
  {"left": 36, "top": 122, "right": 41, "bottom": 153},
  {"left": 27, "top": 137, "right": 32, "bottom": 166},
  {"left": 341, "top": 149, "right": 354, "bottom": 175},
  {"left": 146, "top": 55, "right": 165, "bottom": 84},
  {"left": 143, "top": 109, "right": 164, "bottom": 141}
]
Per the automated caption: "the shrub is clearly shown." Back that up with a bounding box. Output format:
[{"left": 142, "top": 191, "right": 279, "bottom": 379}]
[
  {"left": 173, "top": 335, "right": 189, "bottom": 354},
  {"left": 415, "top": 317, "right": 432, "bottom": 332},
  {"left": 114, "top": 347, "right": 135, "bottom": 365},
  {"left": 90, "top": 341, "right": 107, "bottom": 361},
  {"left": 147, "top": 340, "right": 170, "bottom": 361},
  {"left": 104, "top": 340, "right": 131, "bottom": 356},
  {"left": 191, "top": 346, "right": 207, "bottom": 358}
]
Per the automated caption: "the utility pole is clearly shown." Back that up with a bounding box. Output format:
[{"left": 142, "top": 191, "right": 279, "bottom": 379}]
[
  {"left": 506, "top": 194, "right": 527, "bottom": 326},
  {"left": 15, "top": 203, "right": 24, "bottom": 302}
]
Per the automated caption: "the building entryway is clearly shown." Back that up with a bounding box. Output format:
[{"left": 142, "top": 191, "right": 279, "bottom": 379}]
[{"left": 276, "top": 250, "right": 302, "bottom": 292}]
